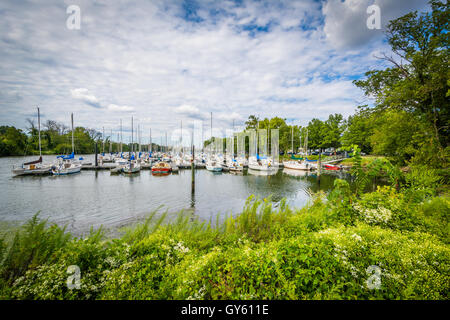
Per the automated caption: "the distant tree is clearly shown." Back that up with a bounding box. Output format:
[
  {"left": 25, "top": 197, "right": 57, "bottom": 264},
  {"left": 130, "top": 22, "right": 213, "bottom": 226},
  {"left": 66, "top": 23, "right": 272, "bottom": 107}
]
[
  {"left": 307, "top": 118, "right": 328, "bottom": 151},
  {"left": 0, "top": 126, "right": 28, "bottom": 156},
  {"left": 323, "top": 113, "right": 344, "bottom": 150},
  {"left": 245, "top": 115, "right": 259, "bottom": 129},
  {"left": 341, "top": 106, "right": 375, "bottom": 153}
]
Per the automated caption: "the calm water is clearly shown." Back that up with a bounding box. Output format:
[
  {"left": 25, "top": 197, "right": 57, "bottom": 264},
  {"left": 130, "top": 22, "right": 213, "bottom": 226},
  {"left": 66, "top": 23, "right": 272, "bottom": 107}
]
[{"left": 1, "top": 155, "right": 351, "bottom": 235}]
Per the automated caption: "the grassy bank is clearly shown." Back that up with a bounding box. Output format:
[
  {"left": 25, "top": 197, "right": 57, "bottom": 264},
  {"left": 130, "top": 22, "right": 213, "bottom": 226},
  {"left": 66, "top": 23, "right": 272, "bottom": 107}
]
[
  {"left": 340, "top": 156, "right": 386, "bottom": 167},
  {"left": 0, "top": 177, "right": 448, "bottom": 299}
]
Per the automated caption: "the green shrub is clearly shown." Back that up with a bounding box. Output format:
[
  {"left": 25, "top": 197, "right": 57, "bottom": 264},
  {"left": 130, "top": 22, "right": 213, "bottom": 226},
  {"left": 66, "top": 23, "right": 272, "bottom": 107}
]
[
  {"left": 0, "top": 214, "right": 71, "bottom": 285},
  {"left": 1, "top": 190, "right": 448, "bottom": 300}
]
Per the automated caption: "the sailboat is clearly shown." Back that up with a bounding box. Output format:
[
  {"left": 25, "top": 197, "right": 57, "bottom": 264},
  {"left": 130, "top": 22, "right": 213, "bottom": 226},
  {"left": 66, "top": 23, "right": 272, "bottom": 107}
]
[
  {"left": 122, "top": 116, "right": 141, "bottom": 174},
  {"left": 226, "top": 135, "right": 243, "bottom": 172},
  {"left": 12, "top": 107, "right": 53, "bottom": 176},
  {"left": 123, "top": 154, "right": 141, "bottom": 174},
  {"left": 248, "top": 129, "right": 277, "bottom": 171},
  {"left": 283, "top": 125, "right": 313, "bottom": 171},
  {"left": 52, "top": 113, "right": 82, "bottom": 175},
  {"left": 205, "top": 113, "right": 222, "bottom": 172}
]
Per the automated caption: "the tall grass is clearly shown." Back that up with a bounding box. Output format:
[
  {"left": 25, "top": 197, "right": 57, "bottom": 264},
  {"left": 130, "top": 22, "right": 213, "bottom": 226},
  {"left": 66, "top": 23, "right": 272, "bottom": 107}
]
[
  {"left": 0, "top": 214, "right": 71, "bottom": 284},
  {"left": 0, "top": 181, "right": 448, "bottom": 299}
]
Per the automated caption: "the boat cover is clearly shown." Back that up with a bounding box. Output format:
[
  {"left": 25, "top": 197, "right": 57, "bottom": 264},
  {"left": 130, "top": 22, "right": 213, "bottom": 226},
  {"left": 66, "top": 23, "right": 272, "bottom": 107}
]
[
  {"left": 23, "top": 156, "right": 42, "bottom": 165},
  {"left": 57, "top": 152, "right": 74, "bottom": 160}
]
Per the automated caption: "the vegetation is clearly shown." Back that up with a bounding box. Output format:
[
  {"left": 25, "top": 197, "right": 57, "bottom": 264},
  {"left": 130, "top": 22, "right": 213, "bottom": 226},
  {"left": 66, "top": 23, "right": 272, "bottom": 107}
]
[
  {"left": 0, "top": 120, "right": 162, "bottom": 157},
  {"left": 0, "top": 151, "right": 448, "bottom": 300},
  {"left": 0, "top": 0, "right": 447, "bottom": 301}
]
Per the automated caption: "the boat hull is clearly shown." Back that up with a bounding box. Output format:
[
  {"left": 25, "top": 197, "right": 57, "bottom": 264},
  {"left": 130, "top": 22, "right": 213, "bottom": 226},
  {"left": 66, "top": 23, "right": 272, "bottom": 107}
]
[
  {"left": 206, "top": 166, "right": 222, "bottom": 172},
  {"left": 52, "top": 166, "right": 82, "bottom": 175},
  {"left": 282, "top": 161, "right": 313, "bottom": 171},
  {"left": 248, "top": 164, "right": 278, "bottom": 171},
  {"left": 151, "top": 168, "right": 171, "bottom": 173}
]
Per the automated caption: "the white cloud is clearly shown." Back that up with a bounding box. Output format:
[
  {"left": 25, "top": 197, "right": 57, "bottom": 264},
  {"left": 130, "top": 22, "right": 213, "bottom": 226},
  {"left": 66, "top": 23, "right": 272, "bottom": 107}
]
[
  {"left": 70, "top": 88, "right": 99, "bottom": 104},
  {"left": 0, "top": 0, "right": 428, "bottom": 139},
  {"left": 323, "top": 0, "right": 429, "bottom": 49},
  {"left": 107, "top": 104, "right": 135, "bottom": 112}
]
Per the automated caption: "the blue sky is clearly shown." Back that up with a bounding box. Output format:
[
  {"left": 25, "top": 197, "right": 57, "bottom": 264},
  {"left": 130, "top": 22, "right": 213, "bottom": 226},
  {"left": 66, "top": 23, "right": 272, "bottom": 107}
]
[{"left": 0, "top": 0, "right": 429, "bottom": 144}]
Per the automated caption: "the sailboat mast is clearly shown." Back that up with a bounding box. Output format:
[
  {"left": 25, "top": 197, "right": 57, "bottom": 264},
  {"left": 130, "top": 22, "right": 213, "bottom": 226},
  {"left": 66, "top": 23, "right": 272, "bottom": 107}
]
[
  {"left": 131, "top": 116, "right": 134, "bottom": 153},
  {"left": 299, "top": 128, "right": 302, "bottom": 154},
  {"left": 71, "top": 113, "right": 74, "bottom": 154},
  {"left": 110, "top": 129, "right": 112, "bottom": 153},
  {"left": 291, "top": 125, "right": 293, "bottom": 154},
  {"left": 149, "top": 128, "right": 152, "bottom": 153},
  {"left": 120, "top": 119, "right": 123, "bottom": 153},
  {"left": 138, "top": 124, "right": 141, "bottom": 153},
  {"left": 102, "top": 127, "right": 105, "bottom": 153},
  {"left": 305, "top": 128, "right": 308, "bottom": 155},
  {"left": 37, "top": 107, "right": 41, "bottom": 157}
]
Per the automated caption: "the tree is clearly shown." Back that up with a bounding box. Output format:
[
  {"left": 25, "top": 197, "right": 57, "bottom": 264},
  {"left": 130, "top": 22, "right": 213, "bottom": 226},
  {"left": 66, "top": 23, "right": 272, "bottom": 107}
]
[
  {"left": 341, "top": 106, "right": 375, "bottom": 153},
  {"left": 307, "top": 118, "right": 328, "bottom": 151},
  {"left": 323, "top": 113, "right": 344, "bottom": 150},
  {"left": 0, "top": 126, "right": 28, "bottom": 156},
  {"left": 354, "top": 0, "right": 449, "bottom": 165},
  {"left": 245, "top": 115, "right": 259, "bottom": 129}
]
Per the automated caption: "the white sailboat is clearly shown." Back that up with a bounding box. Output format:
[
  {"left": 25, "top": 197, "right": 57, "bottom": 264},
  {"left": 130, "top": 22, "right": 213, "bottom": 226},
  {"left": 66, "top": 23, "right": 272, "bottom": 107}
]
[
  {"left": 206, "top": 112, "right": 222, "bottom": 172},
  {"left": 52, "top": 113, "right": 82, "bottom": 175},
  {"left": 123, "top": 116, "right": 141, "bottom": 174},
  {"left": 123, "top": 154, "right": 141, "bottom": 174},
  {"left": 248, "top": 128, "right": 277, "bottom": 172},
  {"left": 12, "top": 107, "right": 52, "bottom": 176},
  {"left": 282, "top": 125, "right": 313, "bottom": 171},
  {"left": 226, "top": 134, "right": 243, "bottom": 172},
  {"left": 206, "top": 156, "right": 223, "bottom": 172}
]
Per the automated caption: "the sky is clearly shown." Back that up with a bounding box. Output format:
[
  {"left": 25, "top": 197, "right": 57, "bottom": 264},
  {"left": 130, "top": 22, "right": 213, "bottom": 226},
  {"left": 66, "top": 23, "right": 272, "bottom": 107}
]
[{"left": 0, "top": 0, "right": 430, "bottom": 145}]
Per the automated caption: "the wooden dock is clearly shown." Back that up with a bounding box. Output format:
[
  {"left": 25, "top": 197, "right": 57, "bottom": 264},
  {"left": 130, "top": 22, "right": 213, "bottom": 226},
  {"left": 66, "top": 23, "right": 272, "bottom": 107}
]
[{"left": 81, "top": 163, "right": 207, "bottom": 171}]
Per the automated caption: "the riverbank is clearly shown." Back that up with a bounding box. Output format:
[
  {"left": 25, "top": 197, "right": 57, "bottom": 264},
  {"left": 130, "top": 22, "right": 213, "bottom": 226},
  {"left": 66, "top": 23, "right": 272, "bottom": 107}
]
[{"left": 1, "top": 178, "right": 448, "bottom": 300}]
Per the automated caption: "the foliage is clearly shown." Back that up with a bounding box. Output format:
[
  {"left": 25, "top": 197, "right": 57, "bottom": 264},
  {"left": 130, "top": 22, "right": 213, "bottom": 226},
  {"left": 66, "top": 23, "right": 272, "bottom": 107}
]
[
  {"left": 354, "top": 0, "right": 449, "bottom": 166},
  {"left": 341, "top": 106, "right": 375, "bottom": 154},
  {"left": 0, "top": 185, "right": 448, "bottom": 300},
  {"left": 0, "top": 126, "right": 28, "bottom": 156}
]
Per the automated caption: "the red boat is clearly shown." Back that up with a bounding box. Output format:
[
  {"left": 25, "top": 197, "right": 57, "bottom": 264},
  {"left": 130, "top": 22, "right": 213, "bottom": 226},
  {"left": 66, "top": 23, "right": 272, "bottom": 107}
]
[
  {"left": 151, "top": 161, "right": 172, "bottom": 174},
  {"left": 324, "top": 164, "right": 341, "bottom": 170}
]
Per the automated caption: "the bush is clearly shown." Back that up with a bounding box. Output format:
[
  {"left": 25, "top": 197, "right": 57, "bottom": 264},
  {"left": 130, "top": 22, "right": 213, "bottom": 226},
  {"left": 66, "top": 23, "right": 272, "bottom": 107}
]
[{"left": 1, "top": 192, "right": 448, "bottom": 300}]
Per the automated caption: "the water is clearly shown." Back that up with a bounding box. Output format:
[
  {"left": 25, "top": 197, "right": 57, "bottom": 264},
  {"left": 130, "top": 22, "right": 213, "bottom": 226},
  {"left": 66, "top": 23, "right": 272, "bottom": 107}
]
[{"left": 1, "top": 155, "right": 351, "bottom": 235}]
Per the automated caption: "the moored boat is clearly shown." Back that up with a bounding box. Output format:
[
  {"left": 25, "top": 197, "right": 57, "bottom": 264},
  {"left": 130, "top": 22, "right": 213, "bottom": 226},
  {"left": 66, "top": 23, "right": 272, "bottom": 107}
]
[
  {"left": 206, "top": 158, "right": 222, "bottom": 172},
  {"left": 52, "top": 114, "right": 82, "bottom": 176},
  {"left": 12, "top": 107, "right": 52, "bottom": 176},
  {"left": 151, "top": 161, "right": 171, "bottom": 174},
  {"left": 324, "top": 164, "right": 341, "bottom": 170},
  {"left": 52, "top": 152, "right": 82, "bottom": 175},
  {"left": 282, "top": 160, "right": 313, "bottom": 171},
  {"left": 123, "top": 155, "right": 141, "bottom": 174}
]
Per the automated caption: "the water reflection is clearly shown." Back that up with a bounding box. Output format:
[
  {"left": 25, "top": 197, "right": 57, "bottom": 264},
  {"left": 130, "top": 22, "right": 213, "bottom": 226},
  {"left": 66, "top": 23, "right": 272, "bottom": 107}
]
[{"left": 1, "top": 155, "right": 358, "bottom": 235}]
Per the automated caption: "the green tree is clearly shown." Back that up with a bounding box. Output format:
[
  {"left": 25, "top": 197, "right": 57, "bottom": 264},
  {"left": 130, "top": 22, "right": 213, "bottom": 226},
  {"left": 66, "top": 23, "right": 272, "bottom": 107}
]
[
  {"left": 341, "top": 106, "right": 375, "bottom": 153},
  {"left": 354, "top": 0, "right": 449, "bottom": 165},
  {"left": 323, "top": 113, "right": 344, "bottom": 151},
  {"left": 307, "top": 118, "right": 328, "bottom": 151},
  {"left": 0, "top": 126, "right": 28, "bottom": 156}
]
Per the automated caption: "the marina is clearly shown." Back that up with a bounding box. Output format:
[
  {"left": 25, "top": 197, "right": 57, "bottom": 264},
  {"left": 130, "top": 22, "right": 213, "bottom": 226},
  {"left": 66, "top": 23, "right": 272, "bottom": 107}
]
[{"left": 2, "top": 153, "right": 350, "bottom": 236}]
